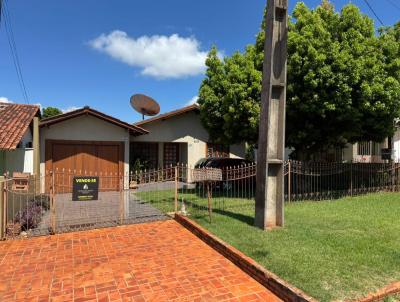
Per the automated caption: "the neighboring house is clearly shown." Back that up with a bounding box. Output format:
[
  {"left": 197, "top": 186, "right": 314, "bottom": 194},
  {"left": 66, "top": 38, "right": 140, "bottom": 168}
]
[
  {"left": 343, "top": 140, "right": 388, "bottom": 163},
  {"left": 302, "top": 141, "right": 389, "bottom": 163},
  {"left": 0, "top": 102, "right": 40, "bottom": 176},
  {"left": 132, "top": 104, "right": 246, "bottom": 169}
]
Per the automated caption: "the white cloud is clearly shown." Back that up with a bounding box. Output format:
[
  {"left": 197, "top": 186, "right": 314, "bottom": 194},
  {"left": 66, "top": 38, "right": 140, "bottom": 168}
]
[
  {"left": 0, "top": 97, "right": 13, "bottom": 103},
  {"left": 62, "top": 106, "right": 81, "bottom": 113},
  {"left": 89, "top": 31, "right": 208, "bottom": 79},
  {"left": 186, "top": 96, "right": 199, "bottom": 106}
]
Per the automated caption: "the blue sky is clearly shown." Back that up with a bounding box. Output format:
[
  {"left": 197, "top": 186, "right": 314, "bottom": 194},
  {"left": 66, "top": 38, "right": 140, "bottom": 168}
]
[{"left": 0, "top": 0, "right": 398, "bottom": 122}]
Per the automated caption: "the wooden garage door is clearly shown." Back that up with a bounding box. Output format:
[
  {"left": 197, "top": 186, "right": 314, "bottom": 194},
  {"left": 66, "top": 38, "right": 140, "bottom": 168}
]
[{"left": 46, "top": 140, "right": 123, "bottom": 192}]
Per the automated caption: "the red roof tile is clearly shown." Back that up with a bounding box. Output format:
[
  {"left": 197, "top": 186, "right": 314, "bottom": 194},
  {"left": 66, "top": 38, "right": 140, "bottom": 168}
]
[{"left": 0, "top": 102, "right": 40, "bottom": 150}]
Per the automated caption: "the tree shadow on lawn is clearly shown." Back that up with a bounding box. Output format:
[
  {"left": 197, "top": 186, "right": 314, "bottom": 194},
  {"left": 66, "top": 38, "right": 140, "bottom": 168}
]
[{"left": 184, "top": 199, "right": 255, "bottom": 226}]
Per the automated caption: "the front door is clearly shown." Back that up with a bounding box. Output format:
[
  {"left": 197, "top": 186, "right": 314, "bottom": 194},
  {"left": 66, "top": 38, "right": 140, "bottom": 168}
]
[{"left": 164, "top": 143, "right": 179, "bottom": 167}]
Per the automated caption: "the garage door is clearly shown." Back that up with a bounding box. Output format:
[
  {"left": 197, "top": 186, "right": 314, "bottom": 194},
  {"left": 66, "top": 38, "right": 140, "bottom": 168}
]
[{"left": 46, "top": 140, "right": 123, "bottom": 192}]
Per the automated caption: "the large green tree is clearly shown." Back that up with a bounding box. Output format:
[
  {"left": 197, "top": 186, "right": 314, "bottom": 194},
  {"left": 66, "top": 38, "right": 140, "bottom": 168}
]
[
  {"left": 42, "top": 107, "right": 62, "bottom": 119},
  {"left": 198, "top": 1, "right": 400, "bottom": 159}
]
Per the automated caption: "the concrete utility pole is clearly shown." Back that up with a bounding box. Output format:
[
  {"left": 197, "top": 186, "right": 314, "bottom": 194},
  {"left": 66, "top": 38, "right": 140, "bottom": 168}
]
[{"left": 255, "top": 0, "right": 288, "bottom": 230}]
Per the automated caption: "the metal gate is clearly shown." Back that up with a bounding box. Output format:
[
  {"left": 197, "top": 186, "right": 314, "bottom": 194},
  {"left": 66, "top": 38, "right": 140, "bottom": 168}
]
[{"left": 1, "top": 167, "right": 180, "bottom": 239}]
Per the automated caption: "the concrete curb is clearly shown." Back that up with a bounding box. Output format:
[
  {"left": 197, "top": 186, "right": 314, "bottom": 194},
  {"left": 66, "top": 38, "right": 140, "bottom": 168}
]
[
  {"left": 174, "top": 214, "right": 317, "bottom": 302},
  {"left": 344, "top": 281, "right": 400, "bottom": 302}
]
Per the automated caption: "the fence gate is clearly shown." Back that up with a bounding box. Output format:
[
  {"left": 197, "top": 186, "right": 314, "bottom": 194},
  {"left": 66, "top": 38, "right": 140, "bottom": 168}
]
[{"left": 2, "top": 168, "right": 179, "bottom": 239}]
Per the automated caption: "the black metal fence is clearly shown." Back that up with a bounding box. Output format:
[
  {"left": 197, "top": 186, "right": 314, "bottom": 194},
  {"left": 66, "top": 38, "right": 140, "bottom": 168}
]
[{"left": 285, "top": 161, "right": 399, "bottom": 202}]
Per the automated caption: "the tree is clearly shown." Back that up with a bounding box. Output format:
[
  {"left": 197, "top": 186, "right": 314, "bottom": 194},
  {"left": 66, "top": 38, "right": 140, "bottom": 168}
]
[
  {"left": 198, "top": 1, "right": 400, "bottom": 159},
  {"left": 42, "top": 107, "right": 62, "bottom": 119},
  {"left": 198, "top": 47, "right": 261, "bottom": 144}
]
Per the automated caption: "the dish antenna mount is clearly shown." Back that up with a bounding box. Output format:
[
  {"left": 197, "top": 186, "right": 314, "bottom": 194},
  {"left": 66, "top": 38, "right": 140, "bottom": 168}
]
[{"left": 130, "top": 94, "right": 160, "bottom": 120}]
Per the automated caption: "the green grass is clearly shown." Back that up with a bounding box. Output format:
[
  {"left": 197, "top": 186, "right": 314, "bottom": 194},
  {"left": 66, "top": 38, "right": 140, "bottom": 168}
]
[
  {"left": 384, "top": 294, "right": 400, "bottom": 302},
  {"left": 138, "top": 190, "right": 400, "bottom": 301}
]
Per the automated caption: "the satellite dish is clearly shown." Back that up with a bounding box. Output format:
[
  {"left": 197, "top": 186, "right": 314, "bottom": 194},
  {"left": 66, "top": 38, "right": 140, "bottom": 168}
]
[{"left": 130, "top": 94, "right": 160, "bottom": 120}]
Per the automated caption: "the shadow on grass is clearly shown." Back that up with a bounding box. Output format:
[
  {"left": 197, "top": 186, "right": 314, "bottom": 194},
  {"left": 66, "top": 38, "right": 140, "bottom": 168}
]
[{"left": 183, "top": 200, "right": 255, "bottom": 226}]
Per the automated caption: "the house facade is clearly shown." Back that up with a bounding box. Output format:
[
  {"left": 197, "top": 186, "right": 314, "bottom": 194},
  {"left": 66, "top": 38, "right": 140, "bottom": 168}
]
[
  {"left": 343, "top": 140, "right": 388, "bottom": 163},
  {"left": 131, "top": 104, "right": 246, "bottom": 169},
  {"left": 39, "top": 106, "right": 147, "bottom": 191},
  {"left": 37, "top": 104, "right": 246, "bottom": 191}
]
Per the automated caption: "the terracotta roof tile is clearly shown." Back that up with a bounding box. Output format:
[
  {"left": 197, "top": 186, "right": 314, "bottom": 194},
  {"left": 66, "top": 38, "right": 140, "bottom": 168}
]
[{"left": 0, "top": 102, "right": 40, "bottom": 150}]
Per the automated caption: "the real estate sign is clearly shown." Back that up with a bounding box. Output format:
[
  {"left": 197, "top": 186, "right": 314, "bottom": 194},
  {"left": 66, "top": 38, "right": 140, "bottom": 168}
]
[{"left": 72, "top": 176, "right": 99, "bottom": 201}]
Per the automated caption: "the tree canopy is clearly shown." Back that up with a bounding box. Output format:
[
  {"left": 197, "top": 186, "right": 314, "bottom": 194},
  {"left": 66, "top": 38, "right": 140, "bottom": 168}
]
[
  {"left": 42, "top": 107, "right": 62, "bottom": 119},
  {"left": 198, "top": 1, "right": 400, "bottom": 159}
]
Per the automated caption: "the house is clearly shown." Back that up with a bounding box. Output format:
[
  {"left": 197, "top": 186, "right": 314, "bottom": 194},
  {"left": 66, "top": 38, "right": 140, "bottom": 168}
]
[
  {"left": 38, "top": 104, "right": 246, "bottom": 191},
  {"left": 0, "top": 102, "right": 40, "bottom": 176},
  {"left": 39, "top": 106, "right": 147, "bottom": 191},
  {"left": 131, "top": 104, "right": 246, "bottom": 169},
  {"left": 343, "top": 140, "right": 389, "bottom": 163}
]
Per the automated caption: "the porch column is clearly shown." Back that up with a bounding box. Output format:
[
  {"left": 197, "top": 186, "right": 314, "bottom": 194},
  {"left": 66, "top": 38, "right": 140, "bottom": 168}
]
[
  {"left": 33, "top": 116, "right": 40, "bottom": 193},
  {"left": 124, "top": 134, "right": 130, "bottom": 190},
  {"left": 158, "top": 142, "right": 164, "bottom": 168},
  {"left": 0, "top": 176, "right": 4, "bottom": 239}
]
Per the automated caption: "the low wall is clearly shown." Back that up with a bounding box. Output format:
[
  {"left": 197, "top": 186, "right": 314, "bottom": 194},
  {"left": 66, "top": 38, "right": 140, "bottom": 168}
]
[{"left": 175, "top": 214, "right": 317, "bottom": 302}]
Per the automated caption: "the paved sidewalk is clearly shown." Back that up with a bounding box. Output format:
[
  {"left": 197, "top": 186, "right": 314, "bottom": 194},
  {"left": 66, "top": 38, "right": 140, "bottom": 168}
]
[{"left": 0, "top": 220, "right": 281, "bottom": 302}]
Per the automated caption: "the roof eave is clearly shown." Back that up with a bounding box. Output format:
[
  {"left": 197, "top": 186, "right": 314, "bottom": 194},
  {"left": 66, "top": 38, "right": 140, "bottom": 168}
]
[
  {"left": 40, "top": 107, "right": 148, "bottom": 135},
  {"left": 133, "top": 104, "right": 199, "bottom": 127}
]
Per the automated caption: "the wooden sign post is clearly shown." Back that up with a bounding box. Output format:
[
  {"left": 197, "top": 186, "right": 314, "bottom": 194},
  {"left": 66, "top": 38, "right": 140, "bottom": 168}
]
[{"left": 255, "top": 0, "right": 288, "bottom": 229}]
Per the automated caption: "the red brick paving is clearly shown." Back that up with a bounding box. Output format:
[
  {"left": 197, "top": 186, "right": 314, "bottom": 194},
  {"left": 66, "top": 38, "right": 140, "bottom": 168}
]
[{"left": 0, "top": 220, "right": 281, "bottom": 302}]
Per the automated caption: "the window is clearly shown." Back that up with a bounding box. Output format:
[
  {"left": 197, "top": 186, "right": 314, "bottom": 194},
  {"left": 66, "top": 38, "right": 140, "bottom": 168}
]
[
  {"left": 207, "top": 143, "right": 229, "bottom": 158},
  {"left": 130, "top": 142, "right": 158, "bottom": 169},
  {"left": 357, "top": 141, "right": 383, "bottom": 156}
]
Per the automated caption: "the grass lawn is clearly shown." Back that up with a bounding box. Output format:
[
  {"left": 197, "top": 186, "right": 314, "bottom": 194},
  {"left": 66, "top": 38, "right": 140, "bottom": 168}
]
[{"left": 137, "top": 190, "right": 400, "bottom": 301}]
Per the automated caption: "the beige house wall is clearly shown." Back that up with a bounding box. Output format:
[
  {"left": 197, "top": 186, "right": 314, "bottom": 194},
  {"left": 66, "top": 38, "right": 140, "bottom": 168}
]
[
  {"left": 40, "top": 115, "right": 130, "bottom": 187},
  {"left": 393, "top": 128, "right": 400, "bottom": 162},
  {"left": 342, "top": 143, "right": 355, "bottom": 162},
  {"left": 131, "top": 111, "right": 246, "bottom": 167}
]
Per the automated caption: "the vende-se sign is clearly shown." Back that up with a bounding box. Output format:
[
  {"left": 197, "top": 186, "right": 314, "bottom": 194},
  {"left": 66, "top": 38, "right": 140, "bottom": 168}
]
[{"left": 72, "top": 176, "right": 99, "bottom": 201}]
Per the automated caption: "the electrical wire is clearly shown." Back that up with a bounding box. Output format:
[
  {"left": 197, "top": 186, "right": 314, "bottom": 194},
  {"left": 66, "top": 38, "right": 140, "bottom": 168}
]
[
  {"left": 361, "top": 0, "right": 385, "bottom": 26},
  {"left": 2, "top": 0, "right": 29, "bottom": 103},
  {"left": 0, "top": 0, "right": 3, "bottom": 29}
]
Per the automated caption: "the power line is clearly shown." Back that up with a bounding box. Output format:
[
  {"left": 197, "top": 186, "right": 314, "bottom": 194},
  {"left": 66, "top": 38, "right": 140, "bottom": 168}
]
[
  {"left": 0, "top": 0, "right": 3, "bottom": 29},
  {"left": 2, "top": 0, "right": 29, "bottom": 103},
  {"left": 361, "top": 0, "right": 385, "bottom": 26}
]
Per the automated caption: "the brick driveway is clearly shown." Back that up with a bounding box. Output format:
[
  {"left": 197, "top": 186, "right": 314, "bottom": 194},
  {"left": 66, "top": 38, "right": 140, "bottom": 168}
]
[{"left": 0, "top": 220, "right": 281, "bottom": 302}]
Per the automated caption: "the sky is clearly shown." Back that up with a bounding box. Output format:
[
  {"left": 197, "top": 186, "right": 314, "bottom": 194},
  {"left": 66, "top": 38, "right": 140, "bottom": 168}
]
[{"left": 0, "top": 0, "right": 398, "bottom": 123}]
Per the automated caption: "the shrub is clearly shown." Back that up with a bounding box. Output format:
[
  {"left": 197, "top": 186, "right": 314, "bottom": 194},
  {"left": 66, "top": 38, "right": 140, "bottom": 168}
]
[
  {"left": 14, "top": 202, "right": 43, "bottom": 231},
  {"left": 32, "top": 194, "right": 50, "bottom": 211}
]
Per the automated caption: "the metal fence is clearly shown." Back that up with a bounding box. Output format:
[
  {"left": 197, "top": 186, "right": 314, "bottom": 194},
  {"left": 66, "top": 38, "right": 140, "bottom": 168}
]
[
  {"left": 285, "top": 161, "right": 399, "bottom": 202},
  {"left": 1, "top": 170, "right": 174, "bottom": 239},
  {"left": 2, "top": 161, "right": 400, "bottom": 239}
]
